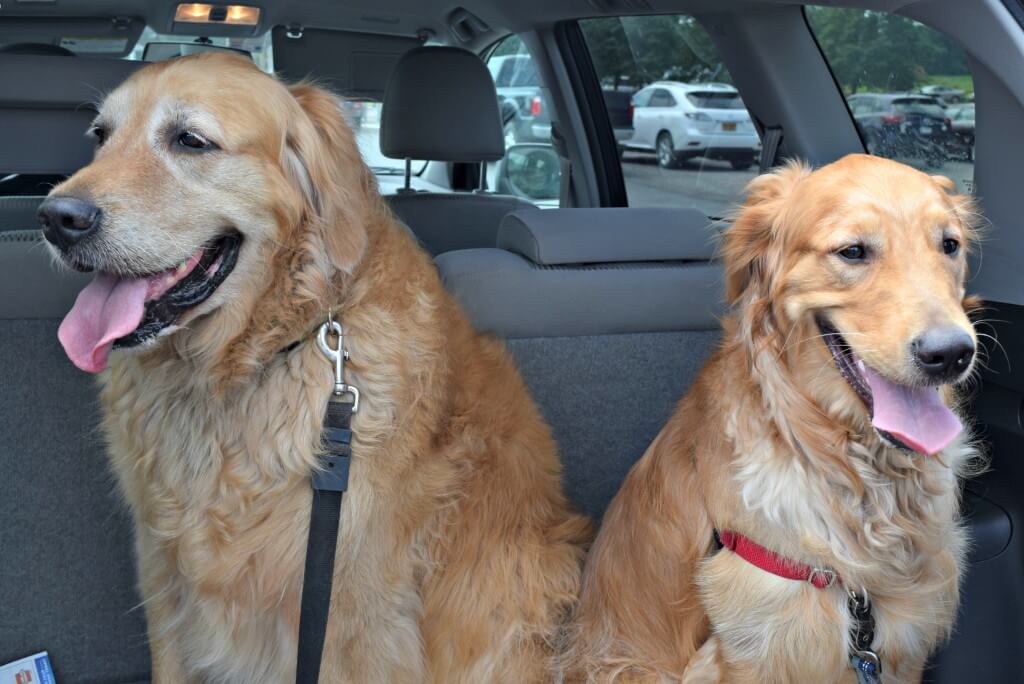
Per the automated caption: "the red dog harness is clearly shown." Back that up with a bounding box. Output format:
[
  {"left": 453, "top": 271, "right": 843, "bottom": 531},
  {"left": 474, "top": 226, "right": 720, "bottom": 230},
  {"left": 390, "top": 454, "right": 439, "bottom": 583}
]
[{"left": 718, "top": 530, "right": 840, "bottom": 589}]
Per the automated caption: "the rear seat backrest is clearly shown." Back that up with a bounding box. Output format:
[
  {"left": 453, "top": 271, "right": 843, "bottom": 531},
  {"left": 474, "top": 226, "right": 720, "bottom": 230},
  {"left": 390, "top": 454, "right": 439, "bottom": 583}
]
[
  {"left": 0, "top": 53, "right": 150, "bottom": 683},
  {"left": 436, "top": 208, "right": 725, "bottom": 519}
]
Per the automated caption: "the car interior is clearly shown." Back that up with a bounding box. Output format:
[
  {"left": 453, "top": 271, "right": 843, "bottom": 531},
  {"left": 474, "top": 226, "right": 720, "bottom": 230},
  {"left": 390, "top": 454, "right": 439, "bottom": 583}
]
[{"left": 0, "top": 0, "right": 1021, "bottom": 681}]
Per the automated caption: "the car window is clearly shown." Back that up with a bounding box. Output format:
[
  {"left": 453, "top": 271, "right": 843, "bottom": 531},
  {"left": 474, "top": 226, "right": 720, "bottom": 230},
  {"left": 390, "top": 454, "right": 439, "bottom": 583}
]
[
  {"left": 686, "top": 91, "right": 744, "bottom": 109},
  {"left": 649, "top": 89, "right": 675, "bottom": 107},
  {"left": 807, "top": 7, "right": 976, "bottom": 191},
  {"left": 632, "top": 89, "right": 653, "bottom": 107},
  {"left": 579, "top": 15, "right": 761, "bottom": 218},
  {"left": 484, "top": 35, "right": 561, "bottom": 206}
]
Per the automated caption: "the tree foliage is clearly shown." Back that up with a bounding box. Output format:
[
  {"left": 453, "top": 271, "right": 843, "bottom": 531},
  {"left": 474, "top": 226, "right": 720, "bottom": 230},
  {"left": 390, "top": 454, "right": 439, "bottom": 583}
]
[
  {"left": 803, "top": 8, "right": 966, "bottom": 93},
  {"left": 581, "top": 16, "right": 731, "bottom": 90},
  {"left": 576, "top": 10, "right": 968, "bottom": 95}
]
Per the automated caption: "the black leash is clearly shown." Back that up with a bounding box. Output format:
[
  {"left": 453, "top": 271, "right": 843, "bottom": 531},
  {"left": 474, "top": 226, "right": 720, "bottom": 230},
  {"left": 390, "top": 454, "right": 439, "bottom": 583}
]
[{"left": 295, "top": 316, "right": 360, "bottom": 684}]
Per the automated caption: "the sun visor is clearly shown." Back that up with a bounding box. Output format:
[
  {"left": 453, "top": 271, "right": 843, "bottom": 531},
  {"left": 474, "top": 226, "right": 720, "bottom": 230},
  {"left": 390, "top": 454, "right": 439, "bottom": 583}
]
[
  {"left": 271, "top": 27, "right": 421, "bottom": 101},
  {"left": 0, "top": 17, "right": 143, "bottom": 57}
]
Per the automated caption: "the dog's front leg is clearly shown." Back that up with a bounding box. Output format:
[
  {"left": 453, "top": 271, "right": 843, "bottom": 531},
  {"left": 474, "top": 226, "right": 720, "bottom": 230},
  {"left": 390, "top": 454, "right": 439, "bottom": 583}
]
[
  {"left": 149, "top": 638, "right": 190, "bottom": 684},
  {"left": 134, "top": 527, "right": 193, "bottom": 684},
  {"left": 681, "top": 637, "right": 724, "bottom": 684}
]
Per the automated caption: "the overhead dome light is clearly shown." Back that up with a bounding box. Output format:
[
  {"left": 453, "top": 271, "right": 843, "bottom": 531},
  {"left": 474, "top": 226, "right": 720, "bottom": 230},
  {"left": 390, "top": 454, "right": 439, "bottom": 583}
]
[{"left": 174, "top": 3, "right": 261, "bottom": 26}]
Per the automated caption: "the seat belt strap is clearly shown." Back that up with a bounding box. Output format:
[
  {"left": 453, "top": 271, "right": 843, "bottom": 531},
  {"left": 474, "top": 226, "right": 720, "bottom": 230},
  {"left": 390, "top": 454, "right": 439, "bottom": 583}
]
[
  {"left": 759, "top": 125, "right": 784, "bottom": 174},
  {"left": 295, "top": 399, "right": 353, "bottom": 684}
]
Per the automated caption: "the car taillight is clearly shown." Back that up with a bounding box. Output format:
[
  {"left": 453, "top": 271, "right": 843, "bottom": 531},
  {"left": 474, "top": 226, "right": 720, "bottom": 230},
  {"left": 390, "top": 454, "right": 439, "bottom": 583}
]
[
  {"left": 881, "top": 113, "right": 905, "bottom": 124},
  {"left": 530, "top": 96, "right": 542, "bottom": 117},
  {"left": 628, "top": 102, "right": 635, "bottom": 125}
]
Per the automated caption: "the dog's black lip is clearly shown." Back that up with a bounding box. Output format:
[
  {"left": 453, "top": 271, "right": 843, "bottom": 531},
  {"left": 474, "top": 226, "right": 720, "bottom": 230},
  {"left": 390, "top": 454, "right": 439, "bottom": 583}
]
[
  {"left": 816, "top": 317, "right": 915, "bottom": 452},
  {"left": 113, "top": 232, "right": 241, "bottom": 349},
  {"left": 817, "top": 317, "right": 873, "bottom": 410}
]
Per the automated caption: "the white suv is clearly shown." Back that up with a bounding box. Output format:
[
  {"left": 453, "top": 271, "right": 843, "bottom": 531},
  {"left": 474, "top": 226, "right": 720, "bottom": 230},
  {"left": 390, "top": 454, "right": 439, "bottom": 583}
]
[{"left": 625, "top": 82, "right": 761, "bottom": 169}]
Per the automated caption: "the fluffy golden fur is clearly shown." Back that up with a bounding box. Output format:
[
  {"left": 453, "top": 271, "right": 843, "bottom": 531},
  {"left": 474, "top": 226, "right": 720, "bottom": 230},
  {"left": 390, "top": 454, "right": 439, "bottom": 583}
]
[
  {"left": 563, "top": 155, "right": 981, "bottom": 683},
  {"left": 48, "top": 52, "right": 590, "bottom": 682}
]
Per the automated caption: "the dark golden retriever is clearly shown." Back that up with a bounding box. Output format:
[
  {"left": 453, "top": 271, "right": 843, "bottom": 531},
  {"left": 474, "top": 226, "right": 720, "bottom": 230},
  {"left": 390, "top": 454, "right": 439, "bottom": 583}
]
[{"left": 40, "top": 52, "right": 590, "bottom": 683}]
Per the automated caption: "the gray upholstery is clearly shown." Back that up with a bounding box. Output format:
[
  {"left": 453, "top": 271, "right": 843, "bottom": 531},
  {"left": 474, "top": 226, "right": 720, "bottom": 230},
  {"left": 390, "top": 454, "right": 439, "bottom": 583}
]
[
  {"left": 271, "top": 27, "right": 421, "bottom": 101},
  {"left": 0, "top": 54, "right": 140, "bottom": 174},
  {"left": 0, "top": 230, "right": 91, "bottom": 319},
  {"left": 380, "top": 46, "right": 505, "bottom": 162},
  {"left": 498, "top": 208, "right": 719, "bottom": 265},
  {"left": 0, "top": 195, "right": 46, "bottom": 232},
  {"left": 387, "top": 192, "right": 536, "bottom": 255},
  {"left": 0, "top": 323, "right": 150, "bottom": 682},
  {"left": 437, "top": 249, "right": 723, "bottom": 338},
  {"left": 0, "top": 220, "right": 148, "bottom": 680},
  {"left": 508, "top": 332, "right": 718, "bottom": 520},
  {"left": 436, "top": 208, "right": 724, "bottom": 517}
]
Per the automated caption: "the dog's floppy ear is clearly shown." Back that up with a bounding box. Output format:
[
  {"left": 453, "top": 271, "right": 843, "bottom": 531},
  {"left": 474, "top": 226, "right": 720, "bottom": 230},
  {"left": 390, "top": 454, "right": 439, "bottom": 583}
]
[
  {"left": 723, "top": 161, "right": 810, "bottom": 303},
  {"left": 283, "top": 84, "right": 369, "bottom": 274}
]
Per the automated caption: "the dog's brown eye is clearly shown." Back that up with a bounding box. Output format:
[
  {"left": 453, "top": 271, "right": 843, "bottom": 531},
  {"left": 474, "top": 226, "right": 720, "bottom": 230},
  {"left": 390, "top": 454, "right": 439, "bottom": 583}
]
[
  {"left": 90, "top": 126, "right": 107, "bottom": 147},
  {"left": 837, "top": 244, "right": 866, "bottom": 261},
  {"left": 943, "top": 238, "right": 960, "bottom": 255},
  {"left": 177, "top": 130, "right": 214, "bottom": 151}
]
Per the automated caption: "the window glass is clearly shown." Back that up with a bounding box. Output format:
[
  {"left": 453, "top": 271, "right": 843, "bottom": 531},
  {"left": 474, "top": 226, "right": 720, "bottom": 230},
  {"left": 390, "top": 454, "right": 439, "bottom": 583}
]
[
  {"left": 686, "top": 91, "right": 744, "bottom": 110},
  {"left": 580, "top": 16, "right": 761, "bottom": 218},
  {"left": 807, "top": 7, "right": 975, "bottom": 192},
  {"left": 485, "top": 35, "right": 561, "bottom": 206},
  {"left": 632, "top": 89, "right": 653, "bottom": 107},
  {"left": 649, "top": 89, "right": 675, "bottom": 107}
]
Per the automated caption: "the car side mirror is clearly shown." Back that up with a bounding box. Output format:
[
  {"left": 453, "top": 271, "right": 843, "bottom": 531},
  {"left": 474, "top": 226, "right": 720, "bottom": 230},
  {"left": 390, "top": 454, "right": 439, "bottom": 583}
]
[{"left": 495, "top": 143, "right": 560, "bottom": 201}]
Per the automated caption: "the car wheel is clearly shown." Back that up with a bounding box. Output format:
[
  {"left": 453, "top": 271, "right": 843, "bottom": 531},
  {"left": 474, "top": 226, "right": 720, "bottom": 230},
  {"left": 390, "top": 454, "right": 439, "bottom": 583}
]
[
  {"left": 656, "top": 132, "right": 680, "bottom": 169},
  {"left": 730, "top": 158, "right": 754, "bottom": 171}
]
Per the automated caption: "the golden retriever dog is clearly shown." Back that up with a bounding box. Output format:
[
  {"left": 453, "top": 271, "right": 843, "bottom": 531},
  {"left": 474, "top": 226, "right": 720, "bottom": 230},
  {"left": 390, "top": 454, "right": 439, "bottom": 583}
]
[
  {"left": 38, "top": 52, "right": 590, "bottom": 683},
  {"left": 563, "top": 155, "right": 980, "bottom": 683}
]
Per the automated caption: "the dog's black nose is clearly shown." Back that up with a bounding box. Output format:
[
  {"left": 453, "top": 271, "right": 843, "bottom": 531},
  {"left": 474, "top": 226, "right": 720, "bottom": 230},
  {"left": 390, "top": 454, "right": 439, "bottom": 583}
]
[
  {"left": 913, "top": 327, "right": 975, "bottom": 381},
  {"left": 37, "top": 196, "right": 101, "bottom": 250}
]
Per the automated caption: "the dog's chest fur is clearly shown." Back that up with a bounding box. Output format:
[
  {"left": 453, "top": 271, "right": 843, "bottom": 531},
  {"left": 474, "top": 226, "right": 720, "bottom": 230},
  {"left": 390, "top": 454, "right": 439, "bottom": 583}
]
[
  {"left": 100, "top": 345, "right": 428, "bottom": 683},
  {"left": 707, "top": 399, "right": 973, "bottom": 683}
]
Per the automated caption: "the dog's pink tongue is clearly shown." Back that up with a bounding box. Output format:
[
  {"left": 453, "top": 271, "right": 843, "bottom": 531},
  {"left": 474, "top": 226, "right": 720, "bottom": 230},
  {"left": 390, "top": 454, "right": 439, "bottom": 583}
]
[
  {"left": 863, "top": 366, "right": 962, "bottom": 455},
  {"left": 58, "top": 272, "right": 149, "bottom": 373}
]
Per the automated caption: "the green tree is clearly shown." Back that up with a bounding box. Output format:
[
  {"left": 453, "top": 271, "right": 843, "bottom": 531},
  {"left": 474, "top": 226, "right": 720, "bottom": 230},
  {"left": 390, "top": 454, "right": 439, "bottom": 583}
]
[
  {"left": 581, "top": 16, "right": 733, "bottom": 91},
  {"left": 806, "top": 7, "right": 970, "bottom": 94}
]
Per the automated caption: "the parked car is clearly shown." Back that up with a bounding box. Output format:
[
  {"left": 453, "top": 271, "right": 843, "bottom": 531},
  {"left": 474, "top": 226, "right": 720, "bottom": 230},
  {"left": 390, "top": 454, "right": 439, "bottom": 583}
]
[
  {"left": 488, "top": 54, "right": 546, "bottom": 146},
  {"left": 919, "top": 84, "right": 967, "bottom": 103},
  {"left": 847, "top": 93, "right": 955, "bottom": 167},
  {"left": 489, "top": 54, "right": 633, "bottom": 149},
  {"left": 947, "top": 102, "right": 976, "bottom": 160},
  {"left": 624, "top": 81, "right": 760, "bottom": 169}
]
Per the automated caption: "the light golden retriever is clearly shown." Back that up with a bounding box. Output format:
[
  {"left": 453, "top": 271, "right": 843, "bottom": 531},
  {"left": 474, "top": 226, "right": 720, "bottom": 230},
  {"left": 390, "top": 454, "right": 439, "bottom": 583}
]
[
  {"left": 39, "top": 52, "right": 590, "bottom": 683},
  {"left": 563, "top": 155, "right": 980, "bottom": 683}
]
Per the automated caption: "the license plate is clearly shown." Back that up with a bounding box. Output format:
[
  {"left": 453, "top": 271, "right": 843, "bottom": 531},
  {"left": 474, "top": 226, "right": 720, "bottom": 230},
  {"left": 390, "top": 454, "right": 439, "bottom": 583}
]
[
  {"left": 920, "top": 126, "right": 933, "bottom": 135},
  {"left": 722, "top": 122, "right": 737, "bottom": 132}
]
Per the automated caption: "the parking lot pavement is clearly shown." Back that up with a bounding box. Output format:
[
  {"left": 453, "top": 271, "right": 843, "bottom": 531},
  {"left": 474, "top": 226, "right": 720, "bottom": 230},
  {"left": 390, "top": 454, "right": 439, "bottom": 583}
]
[
  {"left": 621, "top": 153, "right": 757, "bottom": 218},
  {"left": 620, "top": 152, "right": 975, "bottom": 219}
]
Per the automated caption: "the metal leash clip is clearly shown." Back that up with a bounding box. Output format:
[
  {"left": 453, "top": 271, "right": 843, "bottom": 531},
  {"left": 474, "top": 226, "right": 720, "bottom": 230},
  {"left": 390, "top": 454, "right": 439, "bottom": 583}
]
[{"left": 316, "top": 312, "right": 360, "bottom": 412}]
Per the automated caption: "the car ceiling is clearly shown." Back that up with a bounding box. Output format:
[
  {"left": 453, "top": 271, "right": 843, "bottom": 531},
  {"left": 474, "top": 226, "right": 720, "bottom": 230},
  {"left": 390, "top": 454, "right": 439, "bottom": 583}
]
[{"left": 1, "top": 0, "right": 926, "bottom": 43}]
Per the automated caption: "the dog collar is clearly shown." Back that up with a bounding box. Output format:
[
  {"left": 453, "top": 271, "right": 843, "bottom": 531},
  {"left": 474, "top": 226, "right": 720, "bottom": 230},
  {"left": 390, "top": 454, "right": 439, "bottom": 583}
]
[
  {"left": 715, "top": 530, "right": 881, "bottom": 680},
  {"left": 717, "top": 529, "right": 839, "bottom": 589}
]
